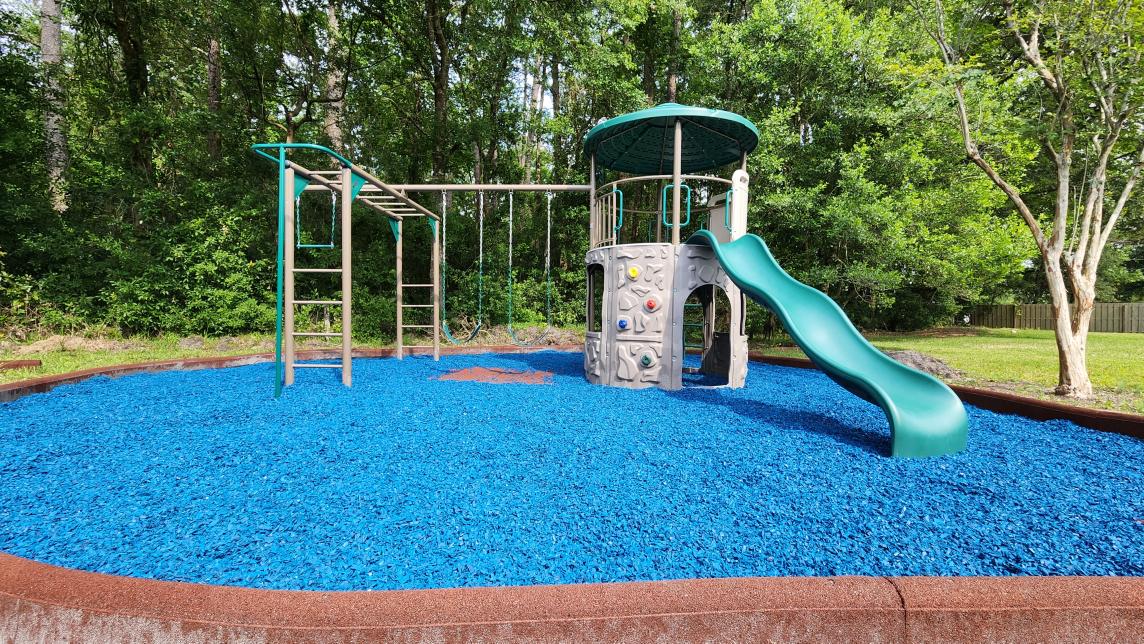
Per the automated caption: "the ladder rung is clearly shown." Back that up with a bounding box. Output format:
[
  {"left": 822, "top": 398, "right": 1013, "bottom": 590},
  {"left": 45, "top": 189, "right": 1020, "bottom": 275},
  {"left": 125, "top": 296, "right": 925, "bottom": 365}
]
[
  {"left": 401, "top": 324, "right": 434, "bottom": 329},
  {"left": 291, "top": 332, "right": 343, "bottom": 337},
  {"left": 294, "top": 300, "right": 342, "bottom": 305},
  {"left": 293, "top": 363, "right": 343, "bottom": 369},
  {"left": 293, "top": 268, "right": 342, "bottom": 273},
  {"left": 401, "top": 284, "right": 433, "bottom": 288},
  {"left": 401, "top": 304, "right": 433, "bottom": 308}
]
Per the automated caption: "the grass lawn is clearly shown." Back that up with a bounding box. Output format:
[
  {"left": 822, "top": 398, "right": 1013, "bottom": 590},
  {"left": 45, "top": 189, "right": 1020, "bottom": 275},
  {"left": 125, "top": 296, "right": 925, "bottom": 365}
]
[
  {"left": 0, "top": 334, "right": 284, "bottom": 385},
  {"left": 3, "top": 327, "right": 1142, "bottom": 413},
  {"left": 755, "top": 327, "right": 1144, "bottom": 413}
]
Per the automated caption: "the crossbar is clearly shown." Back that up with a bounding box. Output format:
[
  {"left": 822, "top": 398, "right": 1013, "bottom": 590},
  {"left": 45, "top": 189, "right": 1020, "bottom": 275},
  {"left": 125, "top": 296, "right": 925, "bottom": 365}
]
[{"left": 380, "top": 184, "right": 590, "bottom": 192}]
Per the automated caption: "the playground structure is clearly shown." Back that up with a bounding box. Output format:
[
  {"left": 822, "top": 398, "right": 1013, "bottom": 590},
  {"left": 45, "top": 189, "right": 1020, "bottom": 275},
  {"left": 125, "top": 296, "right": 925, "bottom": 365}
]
[
  {"left": 250, "top": 143, "right": 585, "bottom": 398},
  {"left": 253, "top": 102, "right": 969, "bottom": 457},
  {"left": 582, "top": 104, "right": 754, "bottom": 389}
]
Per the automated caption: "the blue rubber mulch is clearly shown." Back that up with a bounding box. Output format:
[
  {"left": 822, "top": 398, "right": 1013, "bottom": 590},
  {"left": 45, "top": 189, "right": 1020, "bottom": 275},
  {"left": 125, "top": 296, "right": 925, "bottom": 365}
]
[{"left": 1, "top": 350, "right": 1141, "bottom": 591}]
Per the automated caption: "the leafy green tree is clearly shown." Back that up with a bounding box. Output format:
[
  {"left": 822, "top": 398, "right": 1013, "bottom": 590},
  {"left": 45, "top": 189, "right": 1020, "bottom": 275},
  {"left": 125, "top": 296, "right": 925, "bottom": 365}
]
[{"left": 909, "top": 0, "right": 1144, "bottom": 397}]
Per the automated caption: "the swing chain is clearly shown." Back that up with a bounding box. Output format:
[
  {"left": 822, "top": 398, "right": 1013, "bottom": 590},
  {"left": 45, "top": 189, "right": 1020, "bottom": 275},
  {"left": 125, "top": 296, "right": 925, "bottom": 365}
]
[
  {"left": 440, "top": 190, "right": 447, "bottom": 266},
  {"left": 293, "top": 190, "right": 337, "bottom": 249},
  {"left": 545, "top": 191, "right": 552, "bottom": 326},
  {"left": 507, "top": 191, "right": 514, "bottom": 289},
  {"left": 478, "top": 191, "right": 484, "bottom": 302}
]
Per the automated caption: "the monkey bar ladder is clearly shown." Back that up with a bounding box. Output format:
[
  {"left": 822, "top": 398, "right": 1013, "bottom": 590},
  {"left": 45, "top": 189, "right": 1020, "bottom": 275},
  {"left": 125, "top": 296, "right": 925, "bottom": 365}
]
[{"left": 252, "top": 143, "right": 441, "bottom": 398}]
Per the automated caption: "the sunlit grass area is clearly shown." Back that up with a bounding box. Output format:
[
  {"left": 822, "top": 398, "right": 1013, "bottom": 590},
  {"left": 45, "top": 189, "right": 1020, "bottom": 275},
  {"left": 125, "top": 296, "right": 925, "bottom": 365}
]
[{"left": 755, "top": 327, "right": 1144, "bottom": 413}]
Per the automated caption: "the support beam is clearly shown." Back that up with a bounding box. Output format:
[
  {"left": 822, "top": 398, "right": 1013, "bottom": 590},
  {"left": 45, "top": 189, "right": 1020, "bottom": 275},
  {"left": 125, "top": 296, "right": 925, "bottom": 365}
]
[
  {"left": 340, "top": 166, "right": 352, "bottom": 386},
  {"left": 672, "top": 118, "right": 682, "bottom": 245},
  {"left": 284, "top": 168, "right": 296, "bottom": 386},
  {"left": 396, "top": 219, "right": 403, "bottom": 360},
  {"left": 588, "top": 154, "right": 596, "bottom": 247},
  {"left": 432, "top": 219, "right": 441, "bottom": 361},
  {"left": 378, "top": 184, "right": 590, "bottom": 192}
]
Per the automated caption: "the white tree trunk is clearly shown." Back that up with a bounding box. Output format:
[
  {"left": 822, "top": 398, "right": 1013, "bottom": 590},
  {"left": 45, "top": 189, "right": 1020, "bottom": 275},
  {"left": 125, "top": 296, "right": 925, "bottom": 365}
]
[
  {"left": 40, "top": 0, "right": 68, "bottom": 213},
  {"left": 1043, "top": 254, "right": 1093, "bottom": 397}
]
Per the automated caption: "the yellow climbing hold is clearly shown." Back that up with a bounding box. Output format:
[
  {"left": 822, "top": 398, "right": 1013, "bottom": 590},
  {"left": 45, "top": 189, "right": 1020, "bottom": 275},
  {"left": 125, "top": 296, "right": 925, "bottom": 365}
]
[{"left": 627, "top": 266, "right": 640, "bottom": 280}]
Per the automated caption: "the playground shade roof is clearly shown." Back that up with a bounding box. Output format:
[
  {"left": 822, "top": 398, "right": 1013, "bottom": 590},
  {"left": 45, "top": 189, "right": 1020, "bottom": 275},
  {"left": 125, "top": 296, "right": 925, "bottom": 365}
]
[{"left": 584, "top": 103, "right": 759, "bottom": 174}]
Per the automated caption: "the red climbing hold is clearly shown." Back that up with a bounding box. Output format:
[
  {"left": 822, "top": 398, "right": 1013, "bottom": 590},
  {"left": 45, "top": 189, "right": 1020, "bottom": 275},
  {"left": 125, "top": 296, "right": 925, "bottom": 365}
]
[{"left": 646, "top": 299, "right": 657, "bottom": 310}]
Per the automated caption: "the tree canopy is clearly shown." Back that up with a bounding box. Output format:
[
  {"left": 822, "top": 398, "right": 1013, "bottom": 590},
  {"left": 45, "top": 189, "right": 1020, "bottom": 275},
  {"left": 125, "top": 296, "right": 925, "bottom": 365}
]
[{"left": 0, "top": 0, "right": 1140, "bottom": 342}]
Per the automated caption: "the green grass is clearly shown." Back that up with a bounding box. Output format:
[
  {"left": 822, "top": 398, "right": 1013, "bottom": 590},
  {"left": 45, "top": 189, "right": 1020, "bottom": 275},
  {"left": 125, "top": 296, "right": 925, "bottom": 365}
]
[
  {"left": 755, "top": 327, "right": 1144, "bottom": 413},
  {"left": 4, "top": 327, "right": 1142, "bottom": 413},
  {"left": 0, "top": 334, "right": 347, "bottom": 385}
]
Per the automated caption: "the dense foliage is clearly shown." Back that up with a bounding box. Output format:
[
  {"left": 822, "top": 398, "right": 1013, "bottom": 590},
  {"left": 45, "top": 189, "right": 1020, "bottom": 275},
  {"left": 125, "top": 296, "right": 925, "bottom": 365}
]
[{"left": 1, "top": 0, "right": 1140, "bottom": 340}]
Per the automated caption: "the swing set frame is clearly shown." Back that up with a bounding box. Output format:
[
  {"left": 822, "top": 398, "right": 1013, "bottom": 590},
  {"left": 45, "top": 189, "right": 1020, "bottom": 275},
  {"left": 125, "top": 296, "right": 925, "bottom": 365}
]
[{"left": 251, "top": 142, "right": 589, "bottom": 395}]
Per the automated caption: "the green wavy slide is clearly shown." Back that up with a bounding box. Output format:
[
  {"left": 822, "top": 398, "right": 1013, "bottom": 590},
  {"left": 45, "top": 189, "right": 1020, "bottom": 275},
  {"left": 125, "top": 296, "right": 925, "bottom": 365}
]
[{"left": 689, "top": 230, "right": 968, "bottom": 457}]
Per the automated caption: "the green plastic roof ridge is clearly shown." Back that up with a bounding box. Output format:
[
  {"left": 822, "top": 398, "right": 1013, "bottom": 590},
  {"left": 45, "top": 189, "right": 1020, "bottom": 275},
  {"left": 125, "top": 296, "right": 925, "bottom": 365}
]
[{"left": 585, "top": 103, "right": 760, "bottom": 174}]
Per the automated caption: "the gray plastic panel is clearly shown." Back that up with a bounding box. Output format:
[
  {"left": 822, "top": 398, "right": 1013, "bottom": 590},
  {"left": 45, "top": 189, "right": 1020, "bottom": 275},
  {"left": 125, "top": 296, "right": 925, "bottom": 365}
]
[{"left": 584, "top": 241, "right": 747, "bottom": 391}]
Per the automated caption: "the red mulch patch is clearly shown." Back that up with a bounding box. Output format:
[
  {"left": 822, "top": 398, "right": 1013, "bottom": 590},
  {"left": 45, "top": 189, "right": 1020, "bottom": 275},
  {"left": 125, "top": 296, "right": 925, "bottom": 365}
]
[{"left": 438, "top": 366, "right": 552, "bottom": 384}]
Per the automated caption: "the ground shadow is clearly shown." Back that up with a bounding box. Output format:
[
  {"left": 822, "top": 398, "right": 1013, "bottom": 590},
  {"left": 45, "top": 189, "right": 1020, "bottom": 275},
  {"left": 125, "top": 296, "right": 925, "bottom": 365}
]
[
  {"left": 493, "top": 350, "right": 585, "bottom": 378},
  {"left": 496, "top": 350, "right": 889, "bottom": 456},
  {"left": 664, "top": 387, "right": 891, "bottom": 456}
]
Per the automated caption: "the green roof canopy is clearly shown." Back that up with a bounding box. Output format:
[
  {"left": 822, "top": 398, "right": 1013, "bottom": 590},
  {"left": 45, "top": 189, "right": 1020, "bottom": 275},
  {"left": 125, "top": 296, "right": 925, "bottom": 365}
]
[{"left": 584, "top": 103, "right": 759, "bottom": 174}]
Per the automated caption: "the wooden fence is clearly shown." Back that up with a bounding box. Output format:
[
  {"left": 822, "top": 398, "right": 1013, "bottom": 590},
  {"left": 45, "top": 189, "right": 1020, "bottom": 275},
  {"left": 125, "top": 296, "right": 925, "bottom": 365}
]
[{"left": 968, "top": 303, "right": 1144, "bottom": 333}]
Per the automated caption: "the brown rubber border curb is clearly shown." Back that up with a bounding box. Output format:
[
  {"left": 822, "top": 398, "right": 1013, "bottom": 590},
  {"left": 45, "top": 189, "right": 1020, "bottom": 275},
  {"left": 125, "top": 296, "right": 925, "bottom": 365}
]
[
  {"left": 1, "top": 553, "right": 1141, "bottom": 642},
  {"left": 747, "top": 352, "right": 1144, "bottom": 440},
  {"left": 1, "top": 345, "right": 1142, "bottom": 642}
]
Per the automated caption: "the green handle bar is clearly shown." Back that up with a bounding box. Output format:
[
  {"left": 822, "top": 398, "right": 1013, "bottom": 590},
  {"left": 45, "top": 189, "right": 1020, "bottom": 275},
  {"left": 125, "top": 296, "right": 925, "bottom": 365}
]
[
  {"left": 661, "top": 183, "right": 692, "bottom": 228},
  {"left": 612, "top": 187, "right": 624, "bottom": 232},
  {"left": 251, "top": 142, "right": 353, "bottom": 168},
  {"left": 724, "top": 188, "right": 734, "bottom": 233}
]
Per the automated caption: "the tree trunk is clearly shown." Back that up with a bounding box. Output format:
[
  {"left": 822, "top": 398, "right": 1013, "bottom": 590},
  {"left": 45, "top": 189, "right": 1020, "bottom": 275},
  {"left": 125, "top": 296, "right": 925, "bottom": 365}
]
[
  {"left": 523, "top": 54, "right": 544, "bottom": 184},
  {"left": 641, "top": 50, "right": 656, "bottom": 104},
  {"left": 667, "top": 9, "right": 681, "bottom": 102},
  {"left": 639, "top": 15, "right": 657, "bottom": 104},
  {"left": 1042, "top": 256, "right": 1093, "bottom": 397},
  {"left": 427, "top": 0, "right": 450, "bottom": 178},
  {"left": 549, "top": 56, "right": 566, "bottom": 182},
  {"left": 101, "top": 0, "right": 151, "bottom": 175},
  {"left": 322, "top": 0, "right": 345, "bottom": 154},
  {"left": 549, "top": 58, "right": 561, "bottom": 116},
  {"left": 206, "top": 36, "right": 222, "bottom": 160},
  {"left": 40, "top": 0, "right": 68, "bottom": 212}
]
